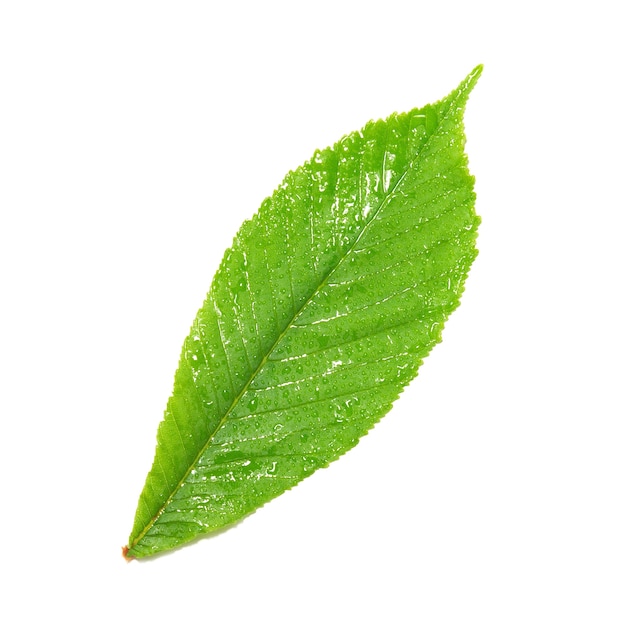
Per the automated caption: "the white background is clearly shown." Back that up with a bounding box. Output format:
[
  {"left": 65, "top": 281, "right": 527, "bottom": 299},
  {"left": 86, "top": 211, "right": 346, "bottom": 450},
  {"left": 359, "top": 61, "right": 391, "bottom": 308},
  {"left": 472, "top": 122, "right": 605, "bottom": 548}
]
[{"left": 1, "top": 1, "right": 624, "bottom": 624}]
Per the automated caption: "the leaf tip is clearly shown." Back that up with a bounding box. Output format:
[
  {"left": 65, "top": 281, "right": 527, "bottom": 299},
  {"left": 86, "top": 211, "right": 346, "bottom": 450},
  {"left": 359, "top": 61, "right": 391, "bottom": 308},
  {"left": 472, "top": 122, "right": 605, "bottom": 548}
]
[
  {"left": 463, "top": 64, "right": 483, "bottom": 94},
  {"left": 444, "top": 64, "right": 483, "bottom": 113},
  {"left": 471, "top": 63, "right": 484, "bottom": 77}
]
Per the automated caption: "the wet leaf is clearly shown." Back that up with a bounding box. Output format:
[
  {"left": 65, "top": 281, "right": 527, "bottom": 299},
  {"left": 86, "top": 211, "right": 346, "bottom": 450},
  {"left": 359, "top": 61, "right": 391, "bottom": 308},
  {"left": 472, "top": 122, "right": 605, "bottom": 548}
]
[{"left": 126, "top": 66, "right": 482, "bottom": 558}]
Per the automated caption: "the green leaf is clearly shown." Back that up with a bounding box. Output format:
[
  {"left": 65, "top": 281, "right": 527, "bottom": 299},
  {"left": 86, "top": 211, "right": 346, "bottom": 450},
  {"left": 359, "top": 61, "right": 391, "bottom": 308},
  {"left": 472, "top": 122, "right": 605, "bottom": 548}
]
[{"left": 126, "top": 66, "right": 483, "bottom": 559}]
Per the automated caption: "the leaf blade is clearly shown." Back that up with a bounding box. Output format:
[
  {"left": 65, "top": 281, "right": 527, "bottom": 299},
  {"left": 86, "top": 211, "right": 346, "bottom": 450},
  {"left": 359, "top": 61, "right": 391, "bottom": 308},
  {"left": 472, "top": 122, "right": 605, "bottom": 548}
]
[{"left": 127, "top": 66, "right": 482, "bottom": 558}]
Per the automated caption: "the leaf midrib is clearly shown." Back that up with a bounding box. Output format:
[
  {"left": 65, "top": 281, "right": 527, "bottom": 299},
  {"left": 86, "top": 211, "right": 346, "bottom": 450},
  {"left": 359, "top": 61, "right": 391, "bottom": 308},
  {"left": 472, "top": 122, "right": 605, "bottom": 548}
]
[{"left": 130, "top": 83, "right": 467, "bottom": 551}]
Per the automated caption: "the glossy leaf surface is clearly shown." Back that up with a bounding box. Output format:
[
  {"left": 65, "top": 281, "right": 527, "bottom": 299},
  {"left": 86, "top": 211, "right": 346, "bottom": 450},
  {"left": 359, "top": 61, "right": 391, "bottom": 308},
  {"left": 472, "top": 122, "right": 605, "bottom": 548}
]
[{"left": 126, "top": 66, "right": 482, "bottom": 558}]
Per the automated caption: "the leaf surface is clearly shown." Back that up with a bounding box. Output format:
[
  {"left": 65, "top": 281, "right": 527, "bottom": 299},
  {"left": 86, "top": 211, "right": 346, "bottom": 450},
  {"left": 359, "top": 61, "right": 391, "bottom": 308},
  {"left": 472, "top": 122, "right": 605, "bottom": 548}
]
[{"left": 126, "top": 66, "right": 482, "bottom": 558}]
